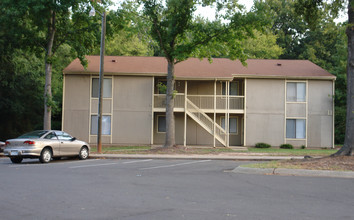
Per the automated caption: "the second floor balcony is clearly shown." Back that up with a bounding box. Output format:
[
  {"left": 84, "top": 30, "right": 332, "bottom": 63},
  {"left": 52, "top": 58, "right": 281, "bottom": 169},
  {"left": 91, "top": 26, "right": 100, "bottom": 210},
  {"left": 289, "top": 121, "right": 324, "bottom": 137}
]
[{"left": 153, "top": 94, "right": 245, "bottom": 113}]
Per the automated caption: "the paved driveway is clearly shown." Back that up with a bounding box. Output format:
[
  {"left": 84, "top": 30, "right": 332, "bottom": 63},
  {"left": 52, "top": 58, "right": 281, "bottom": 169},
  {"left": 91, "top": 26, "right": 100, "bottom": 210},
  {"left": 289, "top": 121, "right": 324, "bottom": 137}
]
[{"left": 1, "top": 157, "right": 354, "bottom": 220}]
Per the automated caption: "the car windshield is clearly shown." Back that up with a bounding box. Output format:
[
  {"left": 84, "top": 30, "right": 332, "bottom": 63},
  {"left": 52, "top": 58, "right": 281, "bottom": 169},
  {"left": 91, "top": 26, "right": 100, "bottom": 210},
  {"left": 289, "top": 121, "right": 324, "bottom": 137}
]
[{"left": 17, "top": 131, "right": 48, "bottom": 139}]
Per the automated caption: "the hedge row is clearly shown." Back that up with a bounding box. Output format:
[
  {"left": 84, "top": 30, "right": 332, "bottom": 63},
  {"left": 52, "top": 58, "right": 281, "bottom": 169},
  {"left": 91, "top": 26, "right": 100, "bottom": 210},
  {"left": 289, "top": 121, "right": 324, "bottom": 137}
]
[{"left": 254, "top": 143, "right": 306, "bottom": 149}]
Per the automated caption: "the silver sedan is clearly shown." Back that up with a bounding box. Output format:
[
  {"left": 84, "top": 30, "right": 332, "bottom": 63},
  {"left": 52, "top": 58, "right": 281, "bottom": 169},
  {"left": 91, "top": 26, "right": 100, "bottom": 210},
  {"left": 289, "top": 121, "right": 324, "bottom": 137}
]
[{"left": 4, "top": 130, "right": 90, "bottom": 163}]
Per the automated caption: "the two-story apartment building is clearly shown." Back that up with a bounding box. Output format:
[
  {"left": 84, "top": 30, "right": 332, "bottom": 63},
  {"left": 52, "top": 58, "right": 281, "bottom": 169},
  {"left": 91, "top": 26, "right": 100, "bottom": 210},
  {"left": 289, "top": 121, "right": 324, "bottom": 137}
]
[{"left": 62, "top": 56, "right": 336, "bottom": 148}]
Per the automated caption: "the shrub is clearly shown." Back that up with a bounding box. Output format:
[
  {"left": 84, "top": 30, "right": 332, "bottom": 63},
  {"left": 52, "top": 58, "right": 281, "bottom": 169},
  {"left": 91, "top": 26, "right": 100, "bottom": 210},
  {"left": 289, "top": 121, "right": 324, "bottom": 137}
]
[
  {"left": 280, "top": 144, "right": 294, "bottom": 149},
  {"left": 255, "top": 143, "right": 271, "bottom": 148},
  {"left": 301, "top": 145, "right": 306, "bottom": 149}
]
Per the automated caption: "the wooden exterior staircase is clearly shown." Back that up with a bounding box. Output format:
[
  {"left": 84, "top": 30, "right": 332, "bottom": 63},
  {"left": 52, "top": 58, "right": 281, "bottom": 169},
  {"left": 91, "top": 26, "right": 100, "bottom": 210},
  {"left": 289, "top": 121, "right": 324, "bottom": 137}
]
[{"left": 186, "top": 98, "right": 227, "bottom": 146}]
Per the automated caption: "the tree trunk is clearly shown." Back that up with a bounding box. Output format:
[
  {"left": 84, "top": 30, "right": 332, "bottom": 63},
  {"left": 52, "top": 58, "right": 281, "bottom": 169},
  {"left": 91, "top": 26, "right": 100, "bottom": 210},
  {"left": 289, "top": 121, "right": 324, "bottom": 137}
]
[
  {"left": 334, "top": 1, "right": 354, "bottom": 156},
  {"left": 43, "top": 10, "right": 56, "bottom": 130},
  {"left": 164, "top": 60, "right": 176, "bottom": 148}
]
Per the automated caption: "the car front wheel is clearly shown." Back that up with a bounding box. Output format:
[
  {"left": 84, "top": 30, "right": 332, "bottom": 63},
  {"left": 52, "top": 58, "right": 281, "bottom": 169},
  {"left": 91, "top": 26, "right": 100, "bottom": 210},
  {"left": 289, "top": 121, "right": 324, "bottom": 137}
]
[
  {"left": 78, "top": 146, "right": 89, "bottom": 160},
  {"left": 10, "top": 157, "right": 23, "bottom": 164},
  {"left": 40, "top": 148, "right": 52, "bottom": 163}
]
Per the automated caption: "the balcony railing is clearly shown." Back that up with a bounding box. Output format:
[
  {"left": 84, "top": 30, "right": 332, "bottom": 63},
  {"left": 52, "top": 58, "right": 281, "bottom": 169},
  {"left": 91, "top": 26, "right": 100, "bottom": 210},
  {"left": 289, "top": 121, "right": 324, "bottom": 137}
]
[
  {"left": 188, "top": 95, "right": 244, "bottom": 110},
  {"left": 154, "top": 93, "right": 185, "bottom": 109},
  {"left": 154, "top": 94, "right": 244, "bottom": 110}
]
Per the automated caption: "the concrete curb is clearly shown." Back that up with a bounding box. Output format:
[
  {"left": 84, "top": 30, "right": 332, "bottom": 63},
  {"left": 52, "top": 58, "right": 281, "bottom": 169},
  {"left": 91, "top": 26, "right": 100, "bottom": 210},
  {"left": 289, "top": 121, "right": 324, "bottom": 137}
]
[
  {"left": 89, "top": 154, "right": 305, "bottom": 161},
  {"left": 232, "top": 166, "right": 354, "bottom": 178}
]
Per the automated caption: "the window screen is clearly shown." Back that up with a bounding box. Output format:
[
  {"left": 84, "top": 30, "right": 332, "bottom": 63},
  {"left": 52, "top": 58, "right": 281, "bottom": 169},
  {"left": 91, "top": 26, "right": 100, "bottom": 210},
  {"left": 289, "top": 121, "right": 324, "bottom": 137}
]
[
  {"left": 286, "top": 119, "right": 306, "bottom": 139},
  {"left": 92, "top": 78, "right": 112, "bottom": 98},
  {"left": 91, "top": 115, "right": 111, "bottom": 135},
  {"left": 287, "top": 82, "right": 306, "bottom": 102}
]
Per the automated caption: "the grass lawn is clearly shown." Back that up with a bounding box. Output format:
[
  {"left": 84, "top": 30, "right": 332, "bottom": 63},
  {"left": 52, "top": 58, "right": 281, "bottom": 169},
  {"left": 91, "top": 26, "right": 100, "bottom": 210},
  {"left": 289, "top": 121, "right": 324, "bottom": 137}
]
[
  {"left": 90, "top": 146, "right": 150, "bottom": 154},
  {"left": 242, "top": 161, "right": 303, "bottom": 169},
  {"left": 90, "top": 145, "right": 337, "bottom": 156},
  {"left": 241, "top": 156, "right": 354, "bottom": 171},
  {"left": 244, "top": 148, "right": 337, "bottom": 156},
  {"left": 91, "top": 146, "right": 237, "bottom": 154}
]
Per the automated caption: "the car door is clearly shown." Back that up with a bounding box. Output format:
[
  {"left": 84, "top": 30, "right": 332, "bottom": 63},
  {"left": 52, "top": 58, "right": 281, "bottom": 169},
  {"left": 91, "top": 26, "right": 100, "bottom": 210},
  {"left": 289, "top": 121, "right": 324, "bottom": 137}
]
[
  {"left": 55, "top": 131, "right": 78, "bottom": 156},
  {"left": 43, "top": 132, "right": 60, "bottom": 156}
]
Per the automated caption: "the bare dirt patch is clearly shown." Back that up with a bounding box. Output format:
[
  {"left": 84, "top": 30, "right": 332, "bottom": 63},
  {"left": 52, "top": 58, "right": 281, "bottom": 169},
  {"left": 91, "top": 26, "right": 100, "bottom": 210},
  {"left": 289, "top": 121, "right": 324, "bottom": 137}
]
[{"left": 280, "top": 156, "right": 354, "bottom": 171}]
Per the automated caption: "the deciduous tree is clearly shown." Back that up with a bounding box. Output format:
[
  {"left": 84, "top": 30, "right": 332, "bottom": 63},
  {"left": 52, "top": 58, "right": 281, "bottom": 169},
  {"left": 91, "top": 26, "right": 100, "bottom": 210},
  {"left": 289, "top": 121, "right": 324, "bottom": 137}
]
[
  {"left": 140, "top": 0, "right": 267, "bottom": 147},
  {"left": 295, "top": 0, "right": 353, "bottom": 155},
  {"left": 0, "top": 0, "right": 111, "bottom": 130}
]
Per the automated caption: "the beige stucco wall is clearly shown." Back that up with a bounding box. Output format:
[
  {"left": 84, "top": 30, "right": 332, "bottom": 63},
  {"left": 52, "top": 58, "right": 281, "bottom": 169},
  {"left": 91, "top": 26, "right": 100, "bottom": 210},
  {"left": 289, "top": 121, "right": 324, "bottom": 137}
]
[
  {"left": 307, "top": 80, "right": 333, "bottom": 148},
  {"left": 246, "top": 79, "right": 285, "bottom": 146},
  {"left": 246, "top": 78, "right": 334, "bottom": 148},
  {"left": 62, "top": 75, "right": 90, "bottom": 142},
  {"left": 112, "top": 76, "right": 153, "bottom": 145}
]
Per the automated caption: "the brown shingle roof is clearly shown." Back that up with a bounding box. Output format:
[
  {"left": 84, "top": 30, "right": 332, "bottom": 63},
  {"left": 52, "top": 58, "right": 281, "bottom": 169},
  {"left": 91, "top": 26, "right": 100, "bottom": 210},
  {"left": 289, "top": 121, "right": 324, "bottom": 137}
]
[{"left": 63, "top": 56, "right": 335, "bottom": 79}]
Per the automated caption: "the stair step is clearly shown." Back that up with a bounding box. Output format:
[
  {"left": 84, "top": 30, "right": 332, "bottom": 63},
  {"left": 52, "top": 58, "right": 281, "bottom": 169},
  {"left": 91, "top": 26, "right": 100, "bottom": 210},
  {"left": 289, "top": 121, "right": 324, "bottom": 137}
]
[{"left": 186, "top": 98, "right": 227, "bottom": 146}]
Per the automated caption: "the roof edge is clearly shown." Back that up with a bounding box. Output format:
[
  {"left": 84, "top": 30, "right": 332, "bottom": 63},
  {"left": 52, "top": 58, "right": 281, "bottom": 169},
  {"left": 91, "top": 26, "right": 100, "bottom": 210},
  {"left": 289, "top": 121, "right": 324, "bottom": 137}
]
[{"left": 233, "top": 74, "right": 336, "bottom": 80}]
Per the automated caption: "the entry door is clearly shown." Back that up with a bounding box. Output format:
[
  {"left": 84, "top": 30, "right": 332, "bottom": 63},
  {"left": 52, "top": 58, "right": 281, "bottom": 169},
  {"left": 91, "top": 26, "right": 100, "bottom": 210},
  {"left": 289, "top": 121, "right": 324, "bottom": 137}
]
[{"left": 222, "top": 116, "right": 241, "bottom": 146}]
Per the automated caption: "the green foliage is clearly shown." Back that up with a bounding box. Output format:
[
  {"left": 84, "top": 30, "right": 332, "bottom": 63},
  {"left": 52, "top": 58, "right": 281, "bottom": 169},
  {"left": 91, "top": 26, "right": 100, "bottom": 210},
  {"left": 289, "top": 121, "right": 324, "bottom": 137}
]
[
  {"left": 96, "top": 29, "right": 153, "bottom": 56},
  {"left": 0, "top": 0, "right": 109, "bottom": 135},
  {"left": 253, "top": 0, "right": 308, "bottom": 59},
  {"left": 243, "top": 30, "right": 284, "bottom": 58},
  {"left": 0, "top": 50, "right": 44, "bottom": 139},
  {"left": 301, "top": 145, "right": 306, "bottom": 149},
  {"left": 255, "top": 143, "right": 271, "bottom": 148},
  {"left": 157, "top": 82, "right": 167, "bottom": 94},
  {"left": 141, "top": 0, "right": 268, "bottom": 63},
  {"left": 294, "top": 0, "right": 346, "bottom": 28},
  {"left": 280, "top": 144, "right": 294, "bottom": 149}
]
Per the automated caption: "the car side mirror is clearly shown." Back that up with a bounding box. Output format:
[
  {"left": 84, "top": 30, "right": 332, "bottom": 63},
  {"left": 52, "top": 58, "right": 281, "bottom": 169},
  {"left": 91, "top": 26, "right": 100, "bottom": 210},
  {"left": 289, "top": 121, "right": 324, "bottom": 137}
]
[{"left": 71, "top": 137, "right": 76, "bottom": 142}]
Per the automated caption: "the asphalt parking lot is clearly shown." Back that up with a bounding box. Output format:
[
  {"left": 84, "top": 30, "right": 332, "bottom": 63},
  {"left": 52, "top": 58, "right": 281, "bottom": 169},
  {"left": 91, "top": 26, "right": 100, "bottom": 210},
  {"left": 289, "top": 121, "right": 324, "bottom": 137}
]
[{"left": 1, "top": 157, "right": 354, "bottom": 220}]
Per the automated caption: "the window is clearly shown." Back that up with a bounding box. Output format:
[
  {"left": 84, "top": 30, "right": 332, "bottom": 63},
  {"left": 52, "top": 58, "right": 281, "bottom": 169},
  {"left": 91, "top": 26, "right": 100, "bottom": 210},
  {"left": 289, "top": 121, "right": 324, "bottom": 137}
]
[
  {"left": 91, "top": 115, "right": 111, "bottom": 135},
  {"left": 92, "top": 78, "right": 112, "bottom": 98},
  {"left": 222, "top": 82, "right": 239, "bottom": 96},
  {"left": 54, "top": 131, "right": 73, "bottom": 140},
  {"left": 157, "top": 116, "right": 166, "bottom": 133},
  {"left": 18, "top": 130, "right": 48, "bottom": 139},
  {"left": 44, "top": 132, "right": 57, "bottom": 140},
  {"left": 221, "top": 117, "right": 237, "bottom": 134},
  {"left": 286, "top": 119, "right": 306, "bottom": 139},
  {"left": 287, "top": 82, "right": 306, "bottom": 102}
]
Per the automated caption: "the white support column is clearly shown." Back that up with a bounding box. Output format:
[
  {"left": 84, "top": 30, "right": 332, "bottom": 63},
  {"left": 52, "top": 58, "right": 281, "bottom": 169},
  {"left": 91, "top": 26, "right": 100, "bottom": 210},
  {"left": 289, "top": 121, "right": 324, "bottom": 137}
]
[
  {"left": 184, "top": 81, "right": 187, "bottom": 146},
  {"left": 243, "top": 78, "right": 247, "bottom": 146},
  {"left": 213, "top": 80, "right": 216, "bottom": 147},
  {"left": 305, "top": 80, "right": 309, "bottom": 148},
  {"left": 226, "top": 81, "right": 230, "bottom": 147},
  {"left": 284, "top": 80, "right": 287, "bottom": 145}
]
